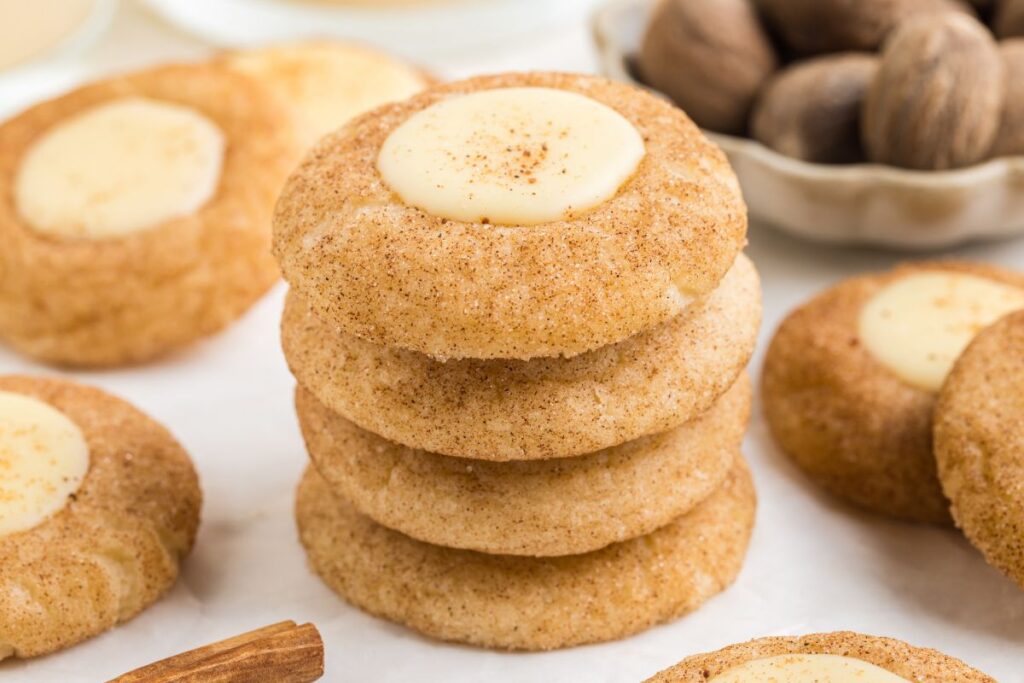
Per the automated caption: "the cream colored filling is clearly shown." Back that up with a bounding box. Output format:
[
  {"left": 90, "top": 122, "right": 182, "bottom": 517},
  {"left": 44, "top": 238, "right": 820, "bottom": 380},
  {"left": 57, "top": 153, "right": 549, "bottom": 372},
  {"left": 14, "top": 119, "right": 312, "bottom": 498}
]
[
  {"left": 15, "top": 97, "right": 225, "bottom": 240},
  {"left": 377, "top": 86, "right": 646, "bottom": 226},
  {"left": 0, "top": 391, "right": 89, "bottom": 537},
  {"left": 226, "top": 42, "right": 428, "bottom": 148},
  {"left": 860, "top": 271, "right": 1024, "bottom": 392},
  {"left": 709, "top": 654, "right": 910, "bottom": 682}
]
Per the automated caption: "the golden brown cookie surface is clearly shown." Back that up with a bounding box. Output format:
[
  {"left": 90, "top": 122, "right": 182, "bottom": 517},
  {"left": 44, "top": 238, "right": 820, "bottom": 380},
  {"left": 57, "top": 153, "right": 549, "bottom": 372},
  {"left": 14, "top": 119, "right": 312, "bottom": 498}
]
[
  {"left": 295, "top": 458, "right": 755, "bottom": 651},
  {"left": 0, "top": 64, "right": 299, "bottom": 367},
  {"left": 284, "top": 253, "right": 760, "bottom": 460},
  {"left": 273, "top": 71, "right": 746, "bottom": 360},
  {"left": 935, "top": 310, "right": 1024, "bottom": 590},
  {"left": 0, "top": 375, "right": 201, "bottom": 660},
  {"left": 644, "top": 631, "right": 994, "bottom": 682},
  {"left": 762, "top": 261, "right": 1024, "bottom": 524},
  {"left": 298, "top": 373, "right": 750, "bottom": 557}
]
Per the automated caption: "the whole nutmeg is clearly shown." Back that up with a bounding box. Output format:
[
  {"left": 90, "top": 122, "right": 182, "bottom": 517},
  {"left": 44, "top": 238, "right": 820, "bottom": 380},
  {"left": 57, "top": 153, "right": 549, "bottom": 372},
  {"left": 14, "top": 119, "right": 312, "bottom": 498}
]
[
  {"left": 862, "top": 13, "right": 1005, "bottom": 169},
  {"left": 755, "top": 0, "right": 971, "bottom": 53},
  {"left": 638, "top": 0, "right": 777, "bottom": 135},
  {"left": 991, "top": 40, "right": 1024, "bottom": 156},
  {"left": 994, "top": 0, "right": 1024, "bottom": 37},
  {"left": 751, "top": 54, "right": 879, "bottom": 164}
]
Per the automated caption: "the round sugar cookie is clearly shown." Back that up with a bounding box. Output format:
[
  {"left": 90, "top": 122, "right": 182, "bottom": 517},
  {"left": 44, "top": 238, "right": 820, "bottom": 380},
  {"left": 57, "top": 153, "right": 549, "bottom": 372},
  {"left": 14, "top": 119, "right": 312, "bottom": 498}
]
[
  {"left": 221, "top": 40, "right": 431, "bottom": 149},
  {"left": 762, "top": 261, "right": 1024, "bottom": 524},
  {"left": 935, "top": 310, "right": 1024, "bottom": 590},
  {"left": 273, "top": 71, "right": 747, "bottom": 360},
  {"left": 284, "top": 253, "right": 760, "bottom": 460},
  {"left": 295, "top": 457, "right": 756, "bottom": 651},
  {"left": 0, "top": 375, "right": 201, "bottom": 660},
  {"left": 645, "top": 631, "right": 994, "bottom": 682},
  {"left": 298, "top": 373, "right": 750, "bottom": 557},
  {"left": 0, "top": 64, "right": 299, "bottom": 367}
]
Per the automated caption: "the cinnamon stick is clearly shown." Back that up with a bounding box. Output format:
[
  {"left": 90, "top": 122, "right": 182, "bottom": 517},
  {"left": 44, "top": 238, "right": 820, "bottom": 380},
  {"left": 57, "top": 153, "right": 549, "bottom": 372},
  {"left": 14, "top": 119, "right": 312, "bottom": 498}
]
[{"left": 108, "top": 620, "right": 324, "bottom": 683}]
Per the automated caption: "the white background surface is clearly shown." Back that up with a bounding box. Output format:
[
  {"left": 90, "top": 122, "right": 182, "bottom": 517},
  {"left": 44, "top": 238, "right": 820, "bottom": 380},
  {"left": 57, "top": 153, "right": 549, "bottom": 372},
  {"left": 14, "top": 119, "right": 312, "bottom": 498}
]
[{"left": 1, "top": 3, "right": 1023, "bottom": 681}]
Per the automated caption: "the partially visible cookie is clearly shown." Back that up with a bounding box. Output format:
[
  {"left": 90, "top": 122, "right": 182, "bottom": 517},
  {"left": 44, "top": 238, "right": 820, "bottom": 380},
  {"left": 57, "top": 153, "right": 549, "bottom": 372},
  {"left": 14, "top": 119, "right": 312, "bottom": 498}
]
[
  {"left": 221, "top": 40, "right": 431, "bottom": 149},
  {"left": 762, "top": 261, "right": 1024, "bottom": 523},
  {"left": 935, "top": 310, "right": 1024, "bottom": 590},
  {"left": 0, "top": 375, "right": 201, "bottom": 660},
  {"left": 0, "top": 64, "right": 299, "bottom": 367},
  {"left": 298, "top": 373, "right": 750, "bottom": 557},
  {"left": 645, "top": 631, "right": 994, "bottom": 682},
  {"left": 284, "top": 253, "right": 760, "bottom": 461},
  {"left": 295, "top": 457, "right": 755, "bottom": 651}
]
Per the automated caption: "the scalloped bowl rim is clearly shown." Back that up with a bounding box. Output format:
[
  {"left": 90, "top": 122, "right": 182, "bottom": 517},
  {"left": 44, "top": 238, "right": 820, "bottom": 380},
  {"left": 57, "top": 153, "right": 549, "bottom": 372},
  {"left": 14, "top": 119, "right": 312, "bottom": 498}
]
[{"left": 709, "top": 131, "right": 1024, "bottom": 189}]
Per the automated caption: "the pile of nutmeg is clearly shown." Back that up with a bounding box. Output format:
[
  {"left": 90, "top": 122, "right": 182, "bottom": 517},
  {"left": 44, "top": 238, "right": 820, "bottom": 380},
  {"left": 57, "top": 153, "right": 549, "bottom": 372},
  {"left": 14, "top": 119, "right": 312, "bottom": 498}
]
[{"left": 639, "top": 0, "right": 1024, "bottom": 170}]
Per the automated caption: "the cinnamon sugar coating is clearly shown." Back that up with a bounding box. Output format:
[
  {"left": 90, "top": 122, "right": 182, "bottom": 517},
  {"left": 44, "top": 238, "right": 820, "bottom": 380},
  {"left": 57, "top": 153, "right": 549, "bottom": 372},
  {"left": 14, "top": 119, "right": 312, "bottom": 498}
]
[
  {"left": 0, "top": 64, "right": 300, "bottom": 367},
  {"left": 645, "top": 631, "right": 994, "bottom": 682},
  {"left": 935, "top": 310, "right": 1024, "bottom": 590},
  {"left": 298, "top": 373, "right": 750, "bottom": 557},
  {"left": 273, "top": 71, "right": 747, "bottom": 360},
  {"left": 0, "top": 376, "right": 201, "bottom": 660},
  {"left": 762, "top": 261, "right": 1024, "bottom": 524},
  {"left": 284, "top": 253, "right": 760, "bottom": 461},
  {"left": 295, "top": 457, "right": 755, "bottom": 651}
]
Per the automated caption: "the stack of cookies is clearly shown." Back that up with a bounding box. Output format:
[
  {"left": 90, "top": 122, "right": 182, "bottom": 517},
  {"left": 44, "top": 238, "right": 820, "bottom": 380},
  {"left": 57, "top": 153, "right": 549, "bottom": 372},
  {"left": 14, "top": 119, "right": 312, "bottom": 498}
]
[{"left": 274, "top": 72, "right": 763, "bottom": 650}]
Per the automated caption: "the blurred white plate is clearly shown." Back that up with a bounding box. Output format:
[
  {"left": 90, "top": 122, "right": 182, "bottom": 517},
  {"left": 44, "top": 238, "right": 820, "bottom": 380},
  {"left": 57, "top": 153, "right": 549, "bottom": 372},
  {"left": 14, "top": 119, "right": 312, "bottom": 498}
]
[
  {"left": 143, "top": 0, "right": 600, "bottom": 60},
  {"left": 0, "top": 0, "right": 116, "bottom": 119},
  {"left": 594, "top": 0, "right": 1024, "bottom": 250}
]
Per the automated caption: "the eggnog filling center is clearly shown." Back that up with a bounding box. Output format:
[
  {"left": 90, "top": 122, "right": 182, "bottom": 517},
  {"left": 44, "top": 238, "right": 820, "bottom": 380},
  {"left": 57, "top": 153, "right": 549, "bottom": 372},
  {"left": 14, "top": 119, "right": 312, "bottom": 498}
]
[
  {"left": 709, "top": 654, "right": 910, "bottom": 682},
  {"left": 227, "top": 43, "right": 427, "bottom": 148},
  {"left": 377, "top": 86, "right": 646, "bottom": 226},
  {"left": 859, "top": 271, "right": 1024, "bottom": 392},
  {"left": 15, "top": 97, "right": 225, "bottom": 240},
  {"left": 0, "top": 391, "right": 89, "bottom": 537}
]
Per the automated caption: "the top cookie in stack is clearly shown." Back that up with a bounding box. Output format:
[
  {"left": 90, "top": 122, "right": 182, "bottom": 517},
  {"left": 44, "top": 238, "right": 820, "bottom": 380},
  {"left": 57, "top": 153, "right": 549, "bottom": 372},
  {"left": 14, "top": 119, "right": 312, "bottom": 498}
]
[
  {"left": 274, "top": 72, "right": 747, "bottom": 361},
  {"left": 275, "top": 72, "right": 761, "bottom": 650}
]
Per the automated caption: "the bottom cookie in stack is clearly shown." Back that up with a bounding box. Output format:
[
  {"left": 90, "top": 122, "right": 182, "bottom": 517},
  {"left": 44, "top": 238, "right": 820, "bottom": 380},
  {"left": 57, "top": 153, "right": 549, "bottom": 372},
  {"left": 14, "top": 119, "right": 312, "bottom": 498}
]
[
  {"left": 293, "top": 376, "right": 756, "bottom": 650},
  {"left": 296, "top": 458, "right": 754, "bottom": 651}
]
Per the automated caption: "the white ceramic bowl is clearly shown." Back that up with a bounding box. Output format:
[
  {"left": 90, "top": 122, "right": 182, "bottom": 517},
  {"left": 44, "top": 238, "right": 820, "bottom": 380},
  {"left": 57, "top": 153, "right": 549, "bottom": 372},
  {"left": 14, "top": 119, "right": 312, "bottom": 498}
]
[
  {"left": 143, "top": 0, "right": 601, "bottom": 60},
  {"left": 594, "top": 0, "right": 1024, "bottom": 250},
  {"left": 0, "top": 0, "right": 117, "bottom": 120}
]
